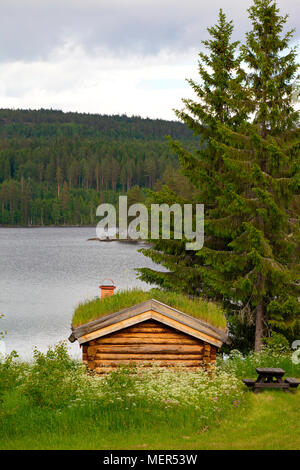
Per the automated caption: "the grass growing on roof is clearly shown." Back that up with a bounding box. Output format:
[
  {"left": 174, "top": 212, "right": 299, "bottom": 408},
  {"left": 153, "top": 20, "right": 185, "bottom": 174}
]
[{"left": 72, "top": 288, "right": 226, "bottom": 330}]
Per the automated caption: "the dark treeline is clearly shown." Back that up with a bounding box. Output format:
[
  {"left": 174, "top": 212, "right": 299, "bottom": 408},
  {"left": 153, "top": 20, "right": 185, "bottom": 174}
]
[
  {"left": 0, "top": 108, "right": 193, "bottom": 139},
  {"left": 0, "top": 109, "right": 194, "bottom": 226}
]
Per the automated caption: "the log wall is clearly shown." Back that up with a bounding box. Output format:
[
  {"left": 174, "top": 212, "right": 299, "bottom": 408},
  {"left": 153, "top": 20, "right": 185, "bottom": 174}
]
[{"left": 82, "top": 320, "right": 218, "bottom": 373}]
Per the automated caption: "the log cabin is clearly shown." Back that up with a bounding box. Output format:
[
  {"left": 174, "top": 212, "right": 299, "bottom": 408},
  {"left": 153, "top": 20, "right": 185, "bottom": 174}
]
[{"left": 69, "top": 283, "right": 228, "bottom": 373}]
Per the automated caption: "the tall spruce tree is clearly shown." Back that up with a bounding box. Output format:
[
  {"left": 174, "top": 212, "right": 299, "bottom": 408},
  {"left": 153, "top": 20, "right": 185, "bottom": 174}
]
[
  {"left": 138, "top": 9, "right": 247, "bottom": 294},
  {"left": 138, "top": 1, "right": 300, "bottom": 351}
]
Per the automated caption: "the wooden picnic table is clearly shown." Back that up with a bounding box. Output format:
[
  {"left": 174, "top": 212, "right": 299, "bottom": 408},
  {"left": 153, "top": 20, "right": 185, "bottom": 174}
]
[{"left": 243, "top": 368, "right": 299, "bottom": 392}]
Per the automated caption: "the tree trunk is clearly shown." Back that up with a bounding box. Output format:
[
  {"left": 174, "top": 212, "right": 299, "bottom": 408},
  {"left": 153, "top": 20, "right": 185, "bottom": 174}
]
[{"left": 255, "top": 303, "right": 264, "bottom": 352}]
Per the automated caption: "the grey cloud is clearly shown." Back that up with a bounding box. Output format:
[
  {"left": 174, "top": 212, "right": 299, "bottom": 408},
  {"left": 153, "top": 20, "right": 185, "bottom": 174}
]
[{"left": 0, "top": 0, "right": 299, "bottom": 62}]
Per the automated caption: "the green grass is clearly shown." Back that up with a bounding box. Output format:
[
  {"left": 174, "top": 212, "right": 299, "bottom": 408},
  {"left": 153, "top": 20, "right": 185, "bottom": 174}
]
[
  {"left": 72, "top": 288, "right": 226, "bottom": 329},
  {"left": 217, "top": 349, "right": 300, "bottom": 378},
  {"left": 1, "top": 343, "right": 299, "bottom": 450},
  {"left": 1, "top": 388, "right": 299, "bottom": 450}
]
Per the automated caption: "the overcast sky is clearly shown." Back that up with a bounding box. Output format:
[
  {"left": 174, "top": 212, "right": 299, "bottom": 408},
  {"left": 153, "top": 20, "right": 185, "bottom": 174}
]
[{"left": 0, "top": 0, "right": 299, "bottom": 120}]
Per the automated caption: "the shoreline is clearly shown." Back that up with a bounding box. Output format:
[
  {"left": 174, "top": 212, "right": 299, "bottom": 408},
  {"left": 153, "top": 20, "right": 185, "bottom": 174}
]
[{"left": 0, "top": 225, "right": 150, "bottom": 244}]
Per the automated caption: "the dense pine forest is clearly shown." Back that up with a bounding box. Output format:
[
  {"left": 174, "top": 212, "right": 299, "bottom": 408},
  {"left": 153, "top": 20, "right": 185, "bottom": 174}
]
[{"left": 0, "top": 109, "right": 194, "bottom": 225}]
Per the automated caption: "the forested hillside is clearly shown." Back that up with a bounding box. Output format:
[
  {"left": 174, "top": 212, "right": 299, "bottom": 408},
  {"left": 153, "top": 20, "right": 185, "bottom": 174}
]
[{"left": 0, "top": 109, "right": 194, "bottom": 225}]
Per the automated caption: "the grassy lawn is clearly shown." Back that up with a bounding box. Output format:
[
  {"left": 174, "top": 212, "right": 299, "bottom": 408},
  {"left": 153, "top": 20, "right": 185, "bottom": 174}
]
[
  {"left": 193, "top": 389, "right": 300, "bottom": 450},
  {"left": 1, "top": 388, "right": 299, "bottom": 450}
]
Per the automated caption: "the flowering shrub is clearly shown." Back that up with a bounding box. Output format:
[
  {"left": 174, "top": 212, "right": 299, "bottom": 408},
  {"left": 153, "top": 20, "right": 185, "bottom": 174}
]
[
  {"left": 73, "top": 364, "right": 245, "bottom": 429},
  {"left": 22, "top": 342, "right": 85, "bottom": 408},
  {"left": 104, "top": 366, "right": 242, "bottom": 407}
]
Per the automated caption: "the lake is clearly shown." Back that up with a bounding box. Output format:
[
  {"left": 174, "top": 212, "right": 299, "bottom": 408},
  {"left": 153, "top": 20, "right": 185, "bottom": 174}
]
[{"left": 0, "top": 227, "right": 162, "bottom": 359}]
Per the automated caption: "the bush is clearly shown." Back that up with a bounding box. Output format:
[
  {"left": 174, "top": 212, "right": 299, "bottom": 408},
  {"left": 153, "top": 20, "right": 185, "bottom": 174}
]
[
  {"left": 0, "top": 351, "right": 26, "bottom": 402},
  {"left": 262, "top": 332, "right": 290, "bottom": 354},
  {"left": 22, "top": 342, "right": 84, "bottom": 408}
]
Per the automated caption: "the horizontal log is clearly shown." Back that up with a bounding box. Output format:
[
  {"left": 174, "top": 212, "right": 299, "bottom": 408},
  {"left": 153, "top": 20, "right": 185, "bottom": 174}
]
[
  {"left": 96, "top": 329, "right": 194, "bottom": 339},
  {"left": 88, "top": 344, "right": 204, "bottom": 354},
  {"left": 94, "top": 359, "right": 204, "bottom": 367},
  {"left": 94, "top": 367, "right": 118, "bottom": 374},
  {"left": 96, "top": 337, "right": 201, "bottom": 345},
  {"left": 124, "top": 327, "right": 173, "bottom": 333},
  {"left": 99, "top": 331, "right": 195, "bottom": 339},
  {"left": 94, "top": 353, "right": 203, "bottom": 360},
  {"left": 93, "top": 364, "right": 204, "bottom": 375},
  {"left": 119, "top": 330, "right": 171, "bottom": 335},
  {"left": 125, "top": 323, "right": 173, "bottom": 330}
]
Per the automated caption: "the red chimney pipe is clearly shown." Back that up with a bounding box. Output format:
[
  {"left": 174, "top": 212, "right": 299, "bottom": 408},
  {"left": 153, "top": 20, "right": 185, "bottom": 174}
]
[{"left": 99, "top": 279, "right": 116, "bottom": 299}]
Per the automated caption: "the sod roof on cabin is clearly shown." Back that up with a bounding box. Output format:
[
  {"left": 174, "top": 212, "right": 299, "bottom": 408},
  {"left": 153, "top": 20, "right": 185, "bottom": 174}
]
[{"left": 72, "top": 289, "right": 227, "bottom": 331}]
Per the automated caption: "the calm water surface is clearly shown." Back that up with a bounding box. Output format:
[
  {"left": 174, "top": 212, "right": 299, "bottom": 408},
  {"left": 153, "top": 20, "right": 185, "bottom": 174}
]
[{"left": 0, "top": 227, "right": 161, "bottom": 359}]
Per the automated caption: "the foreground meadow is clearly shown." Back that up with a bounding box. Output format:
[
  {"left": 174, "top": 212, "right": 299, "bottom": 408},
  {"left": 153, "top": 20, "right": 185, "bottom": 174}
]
[{"left": 0, "top": 343, "right": 299, "bottom": 450}]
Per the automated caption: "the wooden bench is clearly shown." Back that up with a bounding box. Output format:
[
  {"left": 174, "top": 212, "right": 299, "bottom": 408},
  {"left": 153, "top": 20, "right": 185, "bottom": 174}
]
[
  {"left": 254, "top": 382, "right": 289, "bottom": 391},
  {"left": 285, "top": 377, "right": 300, "bottom": 388},
  {"left": 242, "top": 379, "right": 255, "bottom": 388}
]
